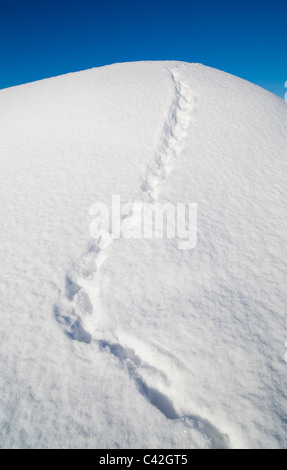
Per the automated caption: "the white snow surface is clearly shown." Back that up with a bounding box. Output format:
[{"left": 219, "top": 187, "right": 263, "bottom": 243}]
[{"left": 0, "top": 61, "right": 287, "bottom": 449}]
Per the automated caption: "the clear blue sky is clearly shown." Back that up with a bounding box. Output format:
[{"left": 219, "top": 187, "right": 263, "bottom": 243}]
[{"left": 0, "top": 0, "right": 286, "bottom": 98}]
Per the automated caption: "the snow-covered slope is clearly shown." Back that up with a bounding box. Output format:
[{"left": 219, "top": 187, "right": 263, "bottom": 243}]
[{"left": 0, "top": 61, "right": 286, "bottom": 449}]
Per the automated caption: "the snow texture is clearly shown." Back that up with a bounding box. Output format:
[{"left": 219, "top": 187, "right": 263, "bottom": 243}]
[{"left": 0, "top": 61, "right": 286, "bottom": 449}]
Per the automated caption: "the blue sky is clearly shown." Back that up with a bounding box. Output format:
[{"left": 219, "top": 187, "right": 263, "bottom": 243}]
[{"left": 0, "top": 0, "right": 286, "bottom": 98}]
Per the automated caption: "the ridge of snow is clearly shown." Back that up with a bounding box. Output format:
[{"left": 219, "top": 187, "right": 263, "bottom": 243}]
[{"left": 0, "top": 61, "right": 286, "bottom": 449}]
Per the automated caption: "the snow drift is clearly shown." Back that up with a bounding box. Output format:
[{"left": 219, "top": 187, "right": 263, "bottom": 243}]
[{"left": 0, "top": 61, "right": 286, "bottom": 449}]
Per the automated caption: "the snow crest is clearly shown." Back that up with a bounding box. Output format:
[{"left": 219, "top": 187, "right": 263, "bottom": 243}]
[{"left": 2, "top": 59, "right": 287, "bottom": 448}]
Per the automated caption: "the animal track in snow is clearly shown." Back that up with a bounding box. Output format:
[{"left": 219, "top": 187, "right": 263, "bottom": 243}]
[
  {"left": 55, "top": 64, "right": 196, "bottom": 343},
  {"left": 141, "top": 67, "right": 195, "bottom": 202},
  {"left": 54, "top": 65, "right": 229, "bottom": 448}
]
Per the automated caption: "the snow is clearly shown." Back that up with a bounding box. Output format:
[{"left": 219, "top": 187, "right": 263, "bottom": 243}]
[{"left": 0, "top": 61, "right": 286, "bottom": 449}]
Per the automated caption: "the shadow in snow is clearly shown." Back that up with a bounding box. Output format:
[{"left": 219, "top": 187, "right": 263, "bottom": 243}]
[{"left": 98, "top": 339, "right": 230, "bottom": 449}]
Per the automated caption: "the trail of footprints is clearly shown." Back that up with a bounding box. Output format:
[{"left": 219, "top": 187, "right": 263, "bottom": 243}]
[
  {"left": 141, "top": 68, "right": 195, "bottom": 202},
  {"left": 55, "top": 65, "right": 230, "bottom": 448},
  {"left": 56, "top": 65, "right": 195, "bottom": 343}
]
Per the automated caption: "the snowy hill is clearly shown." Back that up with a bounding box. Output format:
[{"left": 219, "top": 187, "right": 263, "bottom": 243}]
[{"left": 0, "top": 61, "right": 286, "bottom": 449}]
